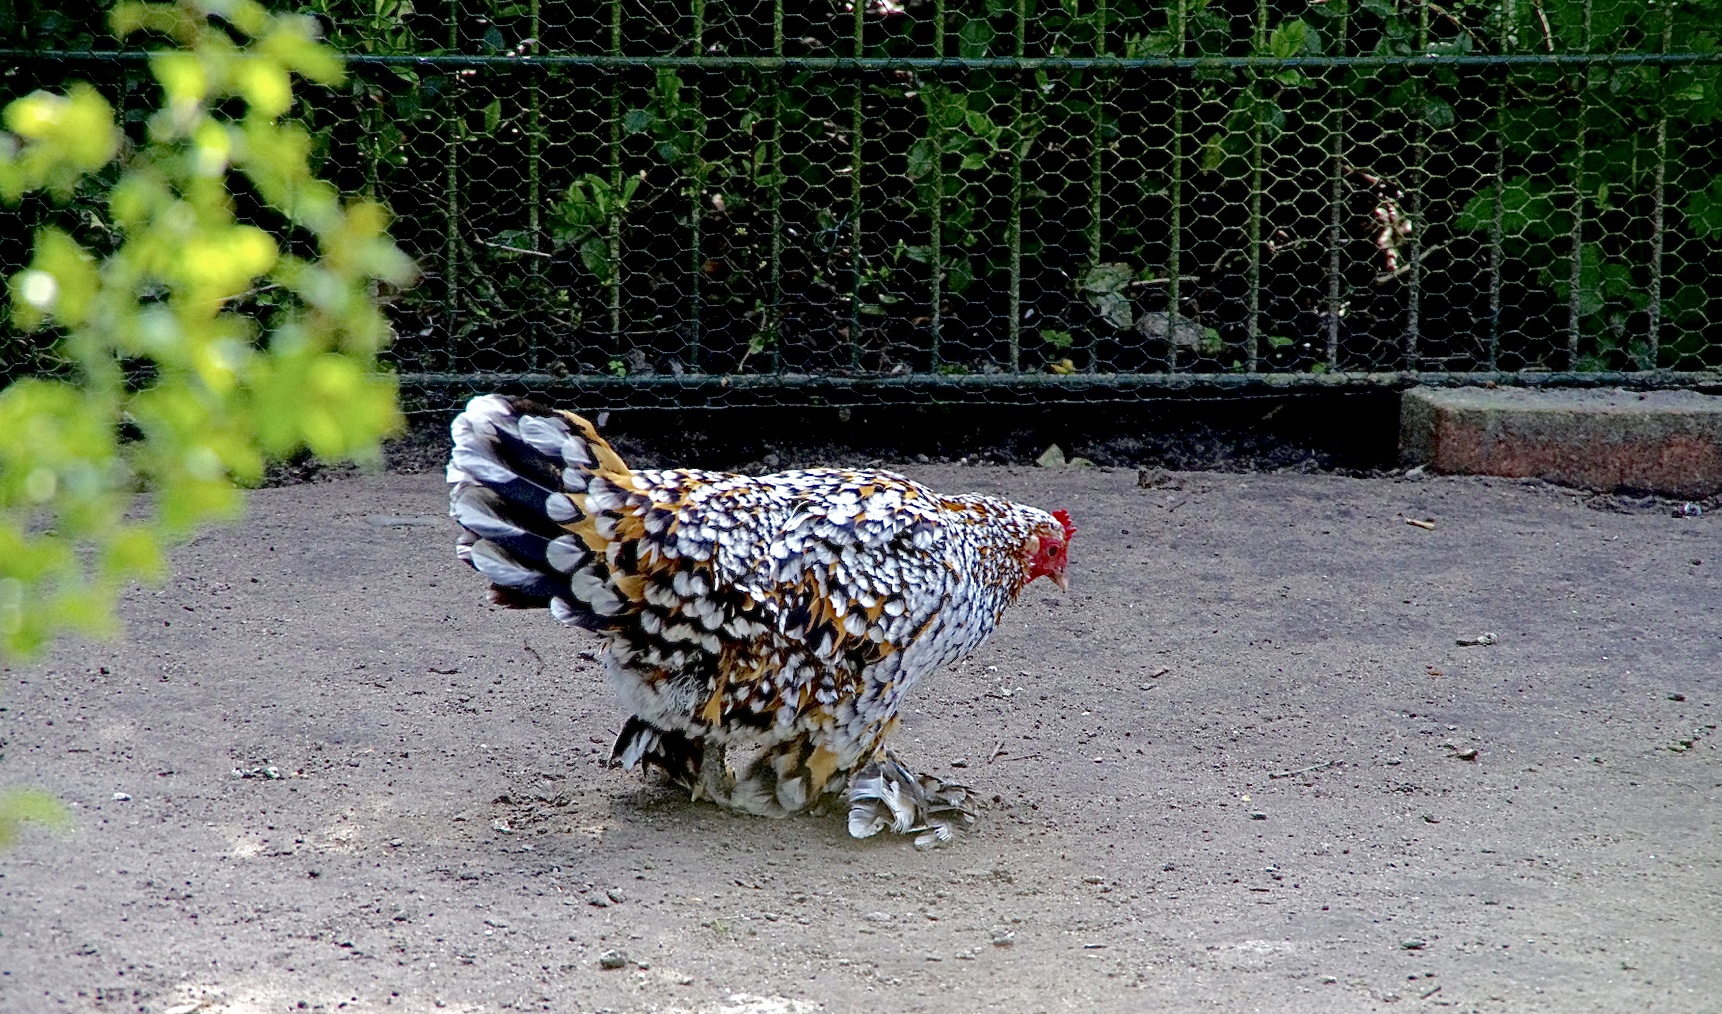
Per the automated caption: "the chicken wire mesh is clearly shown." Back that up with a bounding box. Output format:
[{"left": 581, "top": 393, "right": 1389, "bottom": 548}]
[{"left": 4, "top": 1, "right": 1722, "bottom": 409}]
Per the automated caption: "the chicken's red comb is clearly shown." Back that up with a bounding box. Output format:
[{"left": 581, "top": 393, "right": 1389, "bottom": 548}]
[{"left": 1052, "top": 509, "right": 1077, "bottom": 541}]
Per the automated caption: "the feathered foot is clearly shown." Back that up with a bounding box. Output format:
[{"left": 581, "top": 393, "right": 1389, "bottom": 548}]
[
  {"left": 609, "top": 716, "right": 702, "bottom": 791},
  {"left": 846, "top": 752, "right": 977, "bottom": 849}
]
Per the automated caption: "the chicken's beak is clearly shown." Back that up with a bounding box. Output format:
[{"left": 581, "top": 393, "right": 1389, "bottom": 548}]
[{"left": 1052, "top": 573, "right": 1069, "bottom": 593}]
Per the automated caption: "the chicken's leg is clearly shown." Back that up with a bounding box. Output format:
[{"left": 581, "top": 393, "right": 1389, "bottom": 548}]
[{"left": 846, "top": 750, "right": 976, "bottom": 848}]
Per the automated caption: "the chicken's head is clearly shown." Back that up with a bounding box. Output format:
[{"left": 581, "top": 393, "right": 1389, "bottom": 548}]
[{"left": 1023, "top": 508, "right": 1076, "bottom": 591}]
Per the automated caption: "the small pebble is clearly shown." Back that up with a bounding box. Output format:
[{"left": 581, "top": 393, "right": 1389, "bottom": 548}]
[
  {"left": 1249, "top": 811, "right": 1267, "bottom": 820},
  {"left": 598, "top": 949, "right": 628, "bottom": 970},
  {"left": 112, "top": 792, "right": 132, "bottom": 802},
  {"left": 605, "top": 888, "right": 626, "bottom": 904},
  {"left": 1400, "top": 938, "right": 1427, "bottom": 950}
]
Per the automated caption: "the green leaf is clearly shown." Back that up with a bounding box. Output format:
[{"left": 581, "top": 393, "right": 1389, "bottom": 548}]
[
  {"left": 1200, "top": 134, "right": 1226, "bottom": 173},
  {"left": 578, "top": 236, "right": 613, "bottom": 283},
  {"left": 622, "top": 108, "right": 656, "bottom": 134},
  {"left": 483, "top": 97, "right": 502, "bottom": 135},
  {"left": 1043, "top": 329, "right": 1075, "bottom": 350},
  {"left": 964, "top": 110, "right": 998, "bottom": 142},
  {"left": 1422, "top": 98, "right": 1456, "bottom": 130},
  {"left": 958, "top": 18, "right": 995, "bottom": 58},
  {"left": 1091, "top": 291, "right": 1134, "bottom": 328},
  {"left": 1684, "top": 175, "right": 1722, "bottom": 238},
  {"left": 1268, "top": 19, "right": 1309, "bottom": 59},
  {"left": 1457, "top": 178, "right": 1562, "bottom": 239},
  {"left": 1081, "top": 262, "right": 1135, "bottom": 294},
  {"left": 906, "top": 137, "right": 936, "bottom": 181},
  {"left": 1127, "top": 30, "right": 1181, "bottom": 57}
]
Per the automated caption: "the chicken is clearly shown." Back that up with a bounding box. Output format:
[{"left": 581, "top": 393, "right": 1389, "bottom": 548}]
[{"left": 446, "top": 395, "right": 1074, "bottom": 846}]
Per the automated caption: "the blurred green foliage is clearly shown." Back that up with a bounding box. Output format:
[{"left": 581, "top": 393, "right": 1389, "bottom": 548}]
[
  {"left": 0, "top": 0, "right": 414, "bottom": 844},
  {"left": 0, "top": 787, "right": 71, "bottom": 846},
  {"left": 0, "top": 0, "right": 413, "bottom": 655}
]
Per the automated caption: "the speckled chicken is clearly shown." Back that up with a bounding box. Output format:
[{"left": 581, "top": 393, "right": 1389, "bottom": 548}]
[{"left": 446, "top": 395, "right": 1074, "bottom": 846}]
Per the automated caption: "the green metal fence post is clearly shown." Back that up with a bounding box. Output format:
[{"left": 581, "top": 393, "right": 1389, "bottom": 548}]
[
  {"left": 527, "top": 0, "right": 542, "bottom": 371},
  {"left": 444, "top": 0, "right": 461, "bottom": 351},
  {"left": 1167, "top": 0, "right": 1187, "bottom": 370},
  {"left": 769, "top": 0, "right": 785, "bottom": 373},
  {"left": 848, "top": 0, "right": 864, "bottom": 370},
  {"left": 1326, "top": 0, "right": 1348, "bottom": 372},
  {"left": 1085, "top": 0, "right": 1106, "bottom": 373},
  {"left": 688, "top": 0, "right": 707, "bottom": 373},
  {"left": 928, "top": 0, "right": 946, "bottom": 370},
  {"left": 1566, "top": 0, "right": 1592, "bottom": 369},
  {"left": 1406, "top": 0, "right": 1429, "bottom": 372},
  {"left": 1007, "top": 0, "right": 1025, "bottom": 374},
  {"left": 608, "top": 0, "right": 623, "bottom": 356},
  {"left": 1645, "top": 4, "right": 1671, "bottom": 370},
  {"left": 1247, "top": 0, "right": 1266, "bottom": 373}
]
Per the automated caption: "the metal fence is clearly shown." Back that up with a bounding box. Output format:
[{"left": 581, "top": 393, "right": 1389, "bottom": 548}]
[{"left": 5, "top": 1, "right": 1722, "bottom": 406}]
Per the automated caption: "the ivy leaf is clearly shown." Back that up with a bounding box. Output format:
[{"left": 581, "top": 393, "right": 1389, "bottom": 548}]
[
  {"left": 1684, "top": 174, "right": 1722, "bottom": 238},
  {"left": 579, "top": 237, "right": 613, "bottom": 283},
  {"left": 1457, "top": 178, "right": 1562, "bottom": 239},
  {"left": 1423, "top": 98, "right": 1456, "bottom": 130},
  {"left": 1091, "top": 291, "right": 1134, "bottom": 328},
  {"left": 965, "top": 110, "right": 999, "bottom": 143},
  {"left": 905, "top": 137, "right": 936, "bottom": 181},
  {"left": 1080, "top": 262, "right": 1135, "bottom": 294},
  {"left": 958, "top": 18, "right": 995, "bottom": 58},
  {"left": 1268, "top": 19, "right": 1309, "bottom": 59}
]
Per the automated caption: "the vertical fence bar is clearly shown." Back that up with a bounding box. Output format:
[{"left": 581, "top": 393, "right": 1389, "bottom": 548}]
[
  {"left": 607, "top": 0, "right": 623, "bottom": 351},
  {"left": 1488, "top": 29, "right": 1507, "bottom": 371},
  {"left": 1007, "top": 0, "right": 1026, "bottom": 373},
  {"left": 928, "top": 0, "right": 946, "bottom": 369},
  {"left": 527, "top": 0, "right": 542, "bottom": 370},
  {"left": 1246, "top": 0, "right": 1266, "bottom": 373},
  {"left": 1325, "top": 0, "right": 1348, "bottom": 372},
  {"left": 1565, "top": 0, "right": 1591, "bottom": 368},
  {"left": 769, "top": 0, "right": 784, "bottom": 373},
  {"left": 688, "top": 0, "right": 706, "bottom": 372},
  {"left": 847, "top": 0, "right": 864, "bottom": 369},
  {"left": 1645, "top": 5, "right": 1671, "bottom": 370},
  {"left": 1167, "top": 0, "right": 1186, "bottom": 370},
  {"left": 1489, "top": 0, "right": 1517, "bottom": 371},
  {"left": 1085, "top": 0, "right": 1106, "bottom": 372},
  {"left": 1405, "top": 0, "right": 1429, "bottom": 371},
  {"left": 444, "top": 0, "right": 460, "bottom": 348}
]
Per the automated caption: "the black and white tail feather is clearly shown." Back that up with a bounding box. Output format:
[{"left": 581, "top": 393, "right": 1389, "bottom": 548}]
[
  {"left": 446, "top": 394, "right": 613, "bottom": 624},
  {"left": 447, "top": 395, "right": 689, "bottom": 778}
]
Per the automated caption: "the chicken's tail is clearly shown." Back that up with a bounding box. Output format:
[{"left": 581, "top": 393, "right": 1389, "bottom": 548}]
[{"left": 446, "top": 394, "right": 635, "bottom": 628}]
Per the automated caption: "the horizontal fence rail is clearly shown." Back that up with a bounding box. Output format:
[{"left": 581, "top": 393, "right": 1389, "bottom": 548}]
[{"left": 4, "top": 1, "right": 1721, "bottom": 408}]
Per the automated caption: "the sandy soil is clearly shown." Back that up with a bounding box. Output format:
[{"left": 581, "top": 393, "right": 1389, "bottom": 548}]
[{"left": 2, "top": 465, "right": 1718, "bottom": 1014}]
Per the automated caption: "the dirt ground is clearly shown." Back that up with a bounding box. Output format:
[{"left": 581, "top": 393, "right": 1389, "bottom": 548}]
[{"left": 2, "top": 463, "right": 1718, "bottom": 1014}]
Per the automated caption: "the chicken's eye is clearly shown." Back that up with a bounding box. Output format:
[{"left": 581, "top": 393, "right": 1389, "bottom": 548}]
[{"left": 1046, "top": 544, "right": 1060, "bottom": 558}]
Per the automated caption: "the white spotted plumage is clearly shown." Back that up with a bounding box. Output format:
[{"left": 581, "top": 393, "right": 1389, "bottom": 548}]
[{"left": 447, "top": 395, "right": 1073, "bottom": 845}]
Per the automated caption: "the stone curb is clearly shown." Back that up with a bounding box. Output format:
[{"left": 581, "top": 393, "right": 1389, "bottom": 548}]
[{"left": 1400, "top": 387, "right": 1722, "bottom": 498}]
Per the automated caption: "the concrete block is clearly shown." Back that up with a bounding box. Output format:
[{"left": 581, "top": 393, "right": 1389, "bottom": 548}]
[{"left": 1400, "top": 387, "right": 1722, "bottom": 498}]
